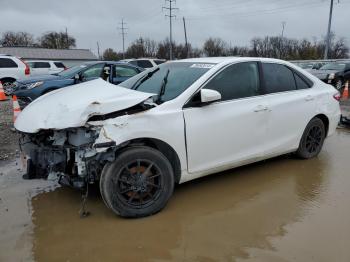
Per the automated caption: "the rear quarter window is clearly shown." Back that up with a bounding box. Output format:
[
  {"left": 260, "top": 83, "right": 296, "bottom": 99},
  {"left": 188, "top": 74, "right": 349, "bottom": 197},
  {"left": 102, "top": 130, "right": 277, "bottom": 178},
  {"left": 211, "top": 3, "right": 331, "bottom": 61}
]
[
  {"left": 54, "top": 62, "right": 66, "bottom": 68},
  {"left": 0, "top": 58, "right": 18, "bottom": 68}
]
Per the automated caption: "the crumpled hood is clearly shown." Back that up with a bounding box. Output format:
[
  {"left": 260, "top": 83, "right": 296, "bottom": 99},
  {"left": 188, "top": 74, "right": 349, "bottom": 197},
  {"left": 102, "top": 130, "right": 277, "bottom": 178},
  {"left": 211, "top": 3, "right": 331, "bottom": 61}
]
[{"left": 15, "top": 78, "right": 155, "bottom": 133}]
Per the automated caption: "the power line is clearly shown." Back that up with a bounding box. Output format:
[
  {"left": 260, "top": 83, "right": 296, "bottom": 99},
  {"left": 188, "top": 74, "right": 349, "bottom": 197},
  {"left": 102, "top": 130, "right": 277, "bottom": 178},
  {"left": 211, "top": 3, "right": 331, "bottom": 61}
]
[
  {"left": 117, "top": 19, "right": 128, "bottom": 59},
  {"left": 163, "top": 0, "right": 179, "bottom": 60}
]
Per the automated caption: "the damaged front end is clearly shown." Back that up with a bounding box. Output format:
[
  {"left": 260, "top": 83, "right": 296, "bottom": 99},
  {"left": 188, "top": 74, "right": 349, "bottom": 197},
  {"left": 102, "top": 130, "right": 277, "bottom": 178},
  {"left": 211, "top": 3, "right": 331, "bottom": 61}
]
[{"left": 20, "top": 127, "right": 117, "bottom": 189}]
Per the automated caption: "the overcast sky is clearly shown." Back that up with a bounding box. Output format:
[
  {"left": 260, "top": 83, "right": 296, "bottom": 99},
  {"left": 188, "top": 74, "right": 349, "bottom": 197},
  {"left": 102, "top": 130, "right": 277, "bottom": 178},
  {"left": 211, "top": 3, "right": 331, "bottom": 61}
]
[{"left": 1, "top": 0, "right": 349, "bottom": 56}]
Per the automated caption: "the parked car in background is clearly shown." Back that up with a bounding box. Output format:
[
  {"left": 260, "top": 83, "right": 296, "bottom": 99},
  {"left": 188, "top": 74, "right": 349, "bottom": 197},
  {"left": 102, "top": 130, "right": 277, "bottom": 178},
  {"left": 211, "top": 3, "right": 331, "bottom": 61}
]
[
  {"left": 26, "top": 60, "right": 67, "bottom": 76},
  {"left": 11, "top": 61, "right": 144, "bottom": 108},
  {"left": 0, "top": 54, "right": 30, "bottom": 94},
  {"left": 121, "top": 58, "right": 166, "bottom": 68},
  {"left": 296, "top": 61, "right": 326, "bottom": 71},
  {"left": 310, "top": 62, "right": 350, "bottom": 90},
  {"left": 15, "top": 57, "right": 340, "bottom": 218}
]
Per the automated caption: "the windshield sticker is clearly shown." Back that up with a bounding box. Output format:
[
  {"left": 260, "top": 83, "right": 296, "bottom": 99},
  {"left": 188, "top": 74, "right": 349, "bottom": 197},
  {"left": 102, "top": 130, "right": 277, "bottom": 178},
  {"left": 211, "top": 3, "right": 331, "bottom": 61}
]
[{"left": 190, "top": 64, "right": 215, "bottom": 69}]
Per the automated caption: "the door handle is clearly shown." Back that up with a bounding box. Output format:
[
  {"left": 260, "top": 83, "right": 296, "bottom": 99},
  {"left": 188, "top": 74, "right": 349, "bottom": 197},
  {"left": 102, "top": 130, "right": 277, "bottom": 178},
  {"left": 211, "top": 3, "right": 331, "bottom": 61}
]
[
  {"left": 305, "top": 95, "right": 314, "bottom": 101},
  {"left": 254, "top": 105, "right": 269, "bottom": 112}
]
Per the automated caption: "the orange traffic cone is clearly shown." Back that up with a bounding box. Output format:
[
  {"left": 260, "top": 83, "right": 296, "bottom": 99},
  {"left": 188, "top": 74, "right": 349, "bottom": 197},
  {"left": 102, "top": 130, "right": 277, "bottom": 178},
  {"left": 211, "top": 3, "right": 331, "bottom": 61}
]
[
  {"left": 12, "top": 95, "right": 21, "bottom": 123},
  {"left": 0, "top": 81, "right": 8, "bottom": 101},
  {"left": 342, "top": 81, "right": 349, "bottom": 100}
]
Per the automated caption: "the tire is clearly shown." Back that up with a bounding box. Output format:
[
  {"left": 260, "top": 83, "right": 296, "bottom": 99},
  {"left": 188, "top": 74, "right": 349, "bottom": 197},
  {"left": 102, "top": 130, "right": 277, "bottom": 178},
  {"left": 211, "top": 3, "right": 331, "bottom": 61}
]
[
  {"left": 296, "top": 118, "right": 326, "bottom": 159},
  {"left": 335, "top": 78, "right": 344, "bottom": 90},
  {"left": 100, "top": 146, "right": 174, "bottom": 218}
]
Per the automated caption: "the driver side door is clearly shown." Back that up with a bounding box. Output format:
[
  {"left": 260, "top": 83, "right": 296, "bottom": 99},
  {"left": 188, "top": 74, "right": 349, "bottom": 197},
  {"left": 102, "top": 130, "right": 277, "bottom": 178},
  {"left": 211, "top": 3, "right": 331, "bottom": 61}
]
[
  {"left": 80, "top": 63, "right": 105, "bottom": 82},
  {"left": 183, "top": 62, "right": 269, "bottom": 174}
]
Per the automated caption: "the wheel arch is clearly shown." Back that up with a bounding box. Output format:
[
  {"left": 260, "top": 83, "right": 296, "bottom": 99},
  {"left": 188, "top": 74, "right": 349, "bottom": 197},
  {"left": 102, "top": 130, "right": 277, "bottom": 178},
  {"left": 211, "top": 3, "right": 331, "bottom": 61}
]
[
  {"left": 0, "top": 77, "right": 17, "bottom": 83},
  {"left": 115, "top": 137, "right": 182, "bottom": 184},
  {"left": 314, "top": 114, "right": 329, "bottom": 136}
]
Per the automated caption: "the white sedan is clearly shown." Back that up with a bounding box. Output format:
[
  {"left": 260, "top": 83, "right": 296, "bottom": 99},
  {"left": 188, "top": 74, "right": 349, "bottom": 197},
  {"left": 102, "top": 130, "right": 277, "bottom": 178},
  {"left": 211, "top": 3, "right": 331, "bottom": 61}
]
[{"left": 15, "top": 57, "right": 341, "bottom": 218}]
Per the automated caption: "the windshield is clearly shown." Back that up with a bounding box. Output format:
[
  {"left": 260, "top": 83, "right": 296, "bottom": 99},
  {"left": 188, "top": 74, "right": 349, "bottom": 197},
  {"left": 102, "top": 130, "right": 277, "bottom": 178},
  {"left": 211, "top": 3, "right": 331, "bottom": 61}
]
[
  {"left": 120, "top": 62, "right": 215, "bottom": 103},
  {"left": 299, "top": 63, "right": 314, "bottom": 69},
  {"left": 320, "top": 63, "right": 346, "bottom": 71},
  {"left": 57, "top": 64, "right": 88, "bottom": 77}
]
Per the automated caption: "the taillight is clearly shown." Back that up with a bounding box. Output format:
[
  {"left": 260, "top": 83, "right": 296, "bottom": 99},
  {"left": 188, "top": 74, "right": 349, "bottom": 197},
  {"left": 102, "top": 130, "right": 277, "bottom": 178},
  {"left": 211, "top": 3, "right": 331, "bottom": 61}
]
[
  {"left": 333, "top": 92, "right": 341, "bottom": 101},
  {"left": 19, "top": 58, "right": 30, "bottom": 75}
]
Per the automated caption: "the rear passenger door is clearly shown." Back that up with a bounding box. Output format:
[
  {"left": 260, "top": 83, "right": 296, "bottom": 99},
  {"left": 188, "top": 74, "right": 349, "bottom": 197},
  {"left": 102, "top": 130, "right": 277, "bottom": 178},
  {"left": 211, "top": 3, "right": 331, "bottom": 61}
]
[
  {"left": 30, "top": 62, "right": 51, "bottom": 76},
  {"left": 261, "top": 63, "right": 316, "bottom": 155}
]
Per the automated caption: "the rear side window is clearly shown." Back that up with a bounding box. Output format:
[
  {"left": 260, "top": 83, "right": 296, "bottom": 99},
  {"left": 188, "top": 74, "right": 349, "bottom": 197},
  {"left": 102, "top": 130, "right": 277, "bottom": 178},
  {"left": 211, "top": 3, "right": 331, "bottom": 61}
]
[
  {"left": 113, "top": 66, "right": 139, "bottom": 77},
  {"left": 54, "top": 62, "right": 66, "bottom": 68},
  {"left": 204, "top": 62, "right": 260, "bottom": 101},
  {"left": 137, "top": 60, "right": 153, "bottom": 68},
  {"left": 262, "top": 63, "right": 296, "bottom": 94},
  {"left": 0, "top": 58, "right": 18, "bottom": 68},
  {"left": 34, "top": 62, "right": 50, "bottom": 68}
]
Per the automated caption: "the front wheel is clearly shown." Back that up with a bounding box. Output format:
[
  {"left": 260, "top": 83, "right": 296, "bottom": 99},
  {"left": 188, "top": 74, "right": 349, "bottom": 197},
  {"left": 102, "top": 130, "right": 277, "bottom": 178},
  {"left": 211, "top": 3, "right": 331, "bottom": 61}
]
[
  {"left": 100, "top": 146, "right": 174, "bottom": 218},
  {"left": 296, "top": 118, "right": 326, "bottom": 159}
]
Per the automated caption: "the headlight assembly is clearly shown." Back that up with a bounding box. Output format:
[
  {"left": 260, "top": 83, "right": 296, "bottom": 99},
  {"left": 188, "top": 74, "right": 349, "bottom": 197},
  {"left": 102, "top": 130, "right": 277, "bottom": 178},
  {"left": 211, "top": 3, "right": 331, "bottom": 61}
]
[{"left": 26, "top": 81, "right": 44, "bottom": 89}]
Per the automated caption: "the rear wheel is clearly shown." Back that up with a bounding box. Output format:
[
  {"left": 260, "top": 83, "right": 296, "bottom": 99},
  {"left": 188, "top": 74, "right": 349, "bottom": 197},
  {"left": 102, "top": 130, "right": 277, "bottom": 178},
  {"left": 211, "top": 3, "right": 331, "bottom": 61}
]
[
  {"left": 296, "top": 118, "right": 326, "bottom": 159},
  {"left": 100, "top": 146, "right": 174, "bottom": 218}
]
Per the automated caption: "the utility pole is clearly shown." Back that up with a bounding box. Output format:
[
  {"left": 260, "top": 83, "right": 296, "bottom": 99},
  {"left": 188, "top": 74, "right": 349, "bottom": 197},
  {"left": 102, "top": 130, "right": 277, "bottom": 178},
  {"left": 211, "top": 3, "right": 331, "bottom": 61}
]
[
  {"left": 163, "top": 0, "right": 179, "bottom": 60},
  {"left": 281, "top": 21, "right": 286, "bottom": 38},
  {"left": 97, "top": 42, "right": 100, "bottom": 59},
  {"left": 324, "top": 0, "right": 335, "bottom": 59},
  {"left": 183, "top": 17, "right": 189, "bottom": 58},
  {"left": 118, "top": 19, "right": 128, "bottom": 59},
  {"left": 279, "top": 22, "right": 286, "bottom": 59},
  {"left": 65, "top": 27, "right": 68, "bottom": 49}
]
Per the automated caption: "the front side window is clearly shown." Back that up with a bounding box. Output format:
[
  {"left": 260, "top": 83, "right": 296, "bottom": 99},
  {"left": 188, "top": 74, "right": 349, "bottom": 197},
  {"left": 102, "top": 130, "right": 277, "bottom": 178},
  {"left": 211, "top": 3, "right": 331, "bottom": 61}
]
[
  {"left": 137, "top": 60, "right": 153, "bottom": 68},
  {"left": 114, "top": 66, "right": 139, "bottom": 77},
  {"left": 262, "top": 63, "right": 296, "bottom": 94},
  {"left": 0, "top": 58, "right": 18, "bottom": 68},
  {"left": 204, "top": 62, "right": 260, "bottom": 101},
  {"left": 81, "top": 63, "right": 104, "bottom": 79},
  {"left": 120, "top": 62, "right": 214, "bottom": 103}
]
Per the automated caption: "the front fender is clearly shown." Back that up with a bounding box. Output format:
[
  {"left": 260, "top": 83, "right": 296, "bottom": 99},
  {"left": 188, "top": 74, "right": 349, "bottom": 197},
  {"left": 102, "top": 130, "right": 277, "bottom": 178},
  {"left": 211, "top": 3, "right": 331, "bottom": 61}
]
[{"left": 92, "top": 109, "right": 187, "bottom": 173}]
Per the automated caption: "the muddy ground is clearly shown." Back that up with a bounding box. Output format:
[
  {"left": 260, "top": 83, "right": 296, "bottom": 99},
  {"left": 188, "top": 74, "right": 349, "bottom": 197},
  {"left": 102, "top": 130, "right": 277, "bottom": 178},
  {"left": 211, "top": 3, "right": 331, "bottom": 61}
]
[{"left": 1, "top": 99, "right": 350, "bottom": 262}]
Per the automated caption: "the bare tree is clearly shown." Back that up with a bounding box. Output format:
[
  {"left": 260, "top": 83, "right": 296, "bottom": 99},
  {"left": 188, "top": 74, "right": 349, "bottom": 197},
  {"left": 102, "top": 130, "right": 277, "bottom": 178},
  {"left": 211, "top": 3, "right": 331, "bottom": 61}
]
[
  {"left": 0, "top": 31, "right": 35, "bottom": 47},
  {"left": 203, "top": 38, "right": 228, "bottom": 57},
  {"left": 38, "top": 31, "right": 76, "bottom": 49},
  {"left": 102, "top": 48, "right": 122, "bottom": 61}
]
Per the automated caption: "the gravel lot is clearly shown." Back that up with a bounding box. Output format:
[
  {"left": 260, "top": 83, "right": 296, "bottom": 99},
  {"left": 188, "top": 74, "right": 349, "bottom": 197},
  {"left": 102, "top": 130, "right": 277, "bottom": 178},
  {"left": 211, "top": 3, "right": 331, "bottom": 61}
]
[{"left": 0, "top": 99, "right": 18, "bottom": 162}]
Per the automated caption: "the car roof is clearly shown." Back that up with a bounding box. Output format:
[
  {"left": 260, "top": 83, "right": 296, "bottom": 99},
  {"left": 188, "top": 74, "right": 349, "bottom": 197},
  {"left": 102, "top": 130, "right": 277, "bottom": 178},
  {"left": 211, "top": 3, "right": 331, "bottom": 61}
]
[
  {"left": 26, "top": 60, "right": 63, "bottom": 63},
  {"left": 174, "top": 57, "right": 288, "bottom": 65}
]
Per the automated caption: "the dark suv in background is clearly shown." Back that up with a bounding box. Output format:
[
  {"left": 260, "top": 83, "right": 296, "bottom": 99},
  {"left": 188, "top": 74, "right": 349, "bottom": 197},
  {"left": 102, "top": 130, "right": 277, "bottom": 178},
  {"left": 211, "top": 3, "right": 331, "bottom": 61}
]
[
  {"left": 311, "top": 62, "right": 350, "bottom": 90},
  {"left": 11, "top": 61, "right": 144, "bottom": 108}
]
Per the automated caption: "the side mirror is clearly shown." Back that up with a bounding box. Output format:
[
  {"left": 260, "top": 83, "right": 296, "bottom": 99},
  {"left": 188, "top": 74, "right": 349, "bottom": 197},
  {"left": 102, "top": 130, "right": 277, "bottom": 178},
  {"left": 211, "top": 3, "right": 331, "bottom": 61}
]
[
  {"left": 74, "top": 74, "right": 80, "bottom": 81},
  {"left": 200, "top": 89, "right": 221, "bottom": 104}
]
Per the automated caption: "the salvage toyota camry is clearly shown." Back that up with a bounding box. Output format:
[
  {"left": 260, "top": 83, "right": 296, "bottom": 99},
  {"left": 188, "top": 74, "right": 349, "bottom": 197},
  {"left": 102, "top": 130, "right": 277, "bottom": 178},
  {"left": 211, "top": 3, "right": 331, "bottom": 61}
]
[{"left": 15, "top": 57, "right": 341, "bottom": 218}]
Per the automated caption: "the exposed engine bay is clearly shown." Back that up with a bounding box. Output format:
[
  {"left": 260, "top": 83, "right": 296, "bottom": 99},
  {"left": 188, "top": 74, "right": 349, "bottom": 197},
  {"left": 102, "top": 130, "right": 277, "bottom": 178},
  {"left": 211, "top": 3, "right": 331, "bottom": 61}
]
[{"left": 20, "top": 127, "right": 118, "bottom": 189}]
